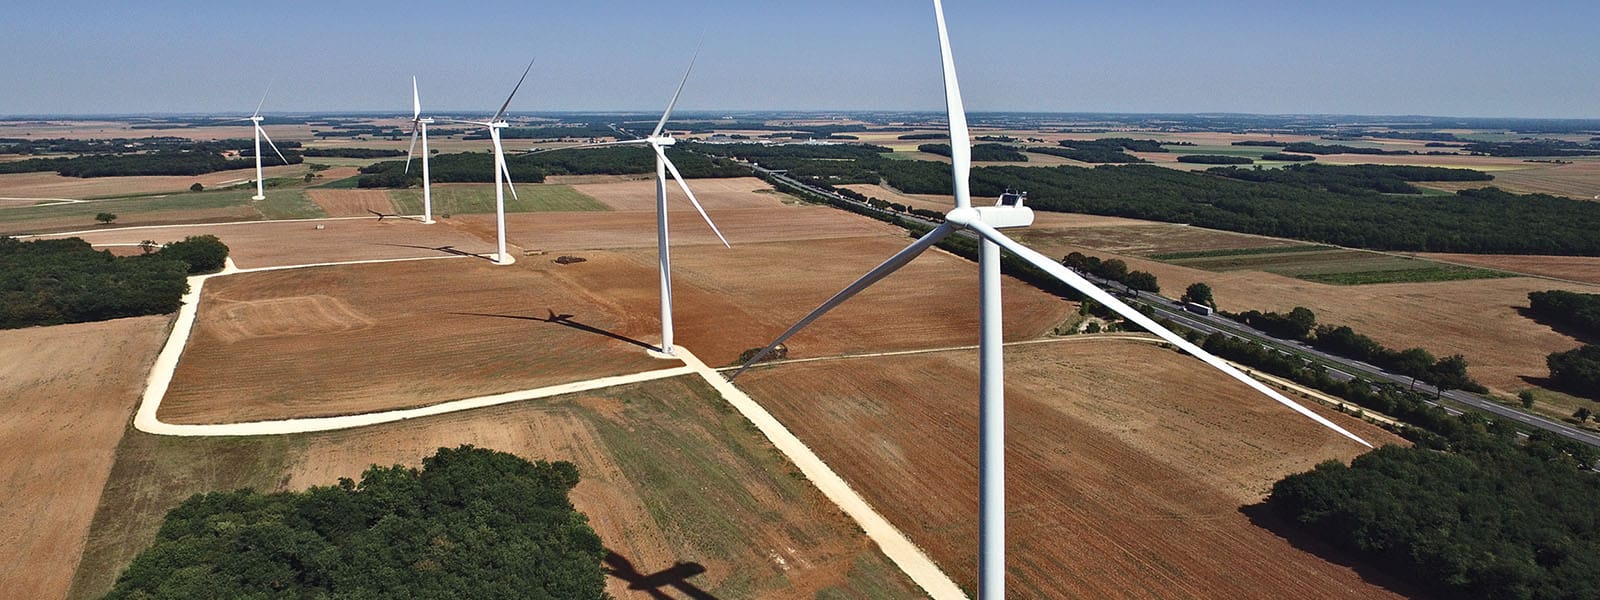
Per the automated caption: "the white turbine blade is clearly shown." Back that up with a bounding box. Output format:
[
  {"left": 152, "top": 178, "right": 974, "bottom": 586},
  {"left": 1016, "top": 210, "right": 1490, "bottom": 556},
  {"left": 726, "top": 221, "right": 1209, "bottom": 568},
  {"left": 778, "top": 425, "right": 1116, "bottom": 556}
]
[
  {"left": 442, "top": 118, "right": 493, "bottom": 127},
  {"left": 652, "top": 39, "right": 703, "bottom": 139},
  {"left": 412, "top": 76, "right": 421, "bottom": 120},
  {"left": 257, "top": 125, "right": 290, "bottom": 166},
  {"left": 655, "top": 145, "right": 728, "bottom": 248},
  {"left": 491, "top": 58, "right": 536, "bottom": 123},
  {"left": 932, "top": 0, "right": 972, "bottom": 209},
  {"left": 523, "top": 138, "right": 650, "bottom": 154},
  {"left": 964, "top": 220, "right": 1374, "bottom": 448},
  {"left": 497, "top": 151, "right": 518, "bottom": 201},
  {"left": 731, "top": 223, "right": 959, "bottom": 379},
  {"left": 404, "top": 123, "right": 420, "bottom": 174},
  {"left": 252, "top": 84, "right": 271, "bottom": 118}
]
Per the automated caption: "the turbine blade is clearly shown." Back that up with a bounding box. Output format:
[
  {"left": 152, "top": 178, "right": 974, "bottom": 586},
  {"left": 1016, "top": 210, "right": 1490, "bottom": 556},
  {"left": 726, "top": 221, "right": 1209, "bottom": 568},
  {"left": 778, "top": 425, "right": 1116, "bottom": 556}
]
[
  {"left": 412, "top": 76, "right": 421, "bottom": 120},
  {"left": 491, "top": 58, "right": 536, "bottom": 123},
  {"left": 497, "top": 151, "right": 519, "bottom": 201},
  {"left": 524, "top": 138, "right": 651, "bottom": 154},
  {"left": 652, "top": 39, "right": 703, "bottom": 139},
  {"left": 656, "top": 145, "right": 728, "bottom": 248},
  {"left": 252, "top": 83, "right": 271, "bottom": 118},
  {"left": 932, "top": 0, "right": 972, "bottom": 209},
  {"left": 257, "top": 125, "right": 290, "bottom": 166},
  {"left": 405, "top": 123, "right": 420, "bottom": 174},
  {"left": 964, "top": 220, "right": 1374, "bottom": 448},
  {"left": 730, "top": 223, "right": 958, "bottom": 379}
]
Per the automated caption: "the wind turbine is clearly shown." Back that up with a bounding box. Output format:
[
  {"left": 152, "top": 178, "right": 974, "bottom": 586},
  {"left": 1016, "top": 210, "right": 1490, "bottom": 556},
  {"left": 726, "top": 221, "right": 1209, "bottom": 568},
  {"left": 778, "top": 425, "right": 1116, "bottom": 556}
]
[
  {"left": 445, "top": 59, "right": 535, "bottom": 265},
  {"left": 530, "top": 47, "right": 728, "bottom": 358},
  {"left": 240, "top": 88, "right": 290, "bottom": 201},
  {"left": 731, "top": 1, "right": 1374, "bottom": 597},
  {"left": 405, "top": 76, "right": 436, "bottom": 224}
]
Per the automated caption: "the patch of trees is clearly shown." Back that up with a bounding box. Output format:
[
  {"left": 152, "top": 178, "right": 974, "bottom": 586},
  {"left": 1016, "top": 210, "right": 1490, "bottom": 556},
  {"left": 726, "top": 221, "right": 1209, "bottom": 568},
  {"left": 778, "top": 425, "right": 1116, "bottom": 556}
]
[
  {"left": 1232, "top": 140, "right": 1289, "bottom": 147},
  {"left": 1463, "top": 139, "right": 1600, "bottom": 157},
  {"left": 1061, "top": 251, "right": 1159, "bottom": 292},
  {"left": 1175, "top": 154, "right": 1253, "bottom": 165},
  {"left": 1280, "top": 142, "right": 1413, "bottom": 155},
  {"left": 1260, "top": 152, "right": 1316, "bottom": 162},
  {"left": 0, "top": 150, "right": 302, "bottom": 178},
  {"left": 1207, "top": 163, "right": 1493, "bottom": 195},
  {"left": 684, "top": 141, "right": 892, "bottom": 161},
  {"left": 897, "top": 133, "right": 949, "bottom": 140},
  {"left": 300, "top": 147, "right": 405, "bottom": 158},
  {"left": 1547, "top": 345, "right": 1600, "bottom": 397},
  {"left": 0, "top": 235, "right": 228, "bottom": 329},
  {"left": 1026, "top": 145, "right": 1143, "bottom": 163},
  {"left": 357, "top": 147, "right": 745, "bottom": 188},
  {"left": 1265, "top": 438, "right": 1600, "bottom": 600},
  {"left": 1528, "top": 290, "right": 1600, "bottom": 337},
  {"left": 102, "top": 445, "right": 606, "bottom": 600},
  {"left": 975, "top": 135, "right": 1017, "bottom": 142},
  {"left": 1309, "top": 323, "right": 1483, "bottom": 393},
  {"left": 917, "top": 143, "right": 1027, "bottom": 162}
]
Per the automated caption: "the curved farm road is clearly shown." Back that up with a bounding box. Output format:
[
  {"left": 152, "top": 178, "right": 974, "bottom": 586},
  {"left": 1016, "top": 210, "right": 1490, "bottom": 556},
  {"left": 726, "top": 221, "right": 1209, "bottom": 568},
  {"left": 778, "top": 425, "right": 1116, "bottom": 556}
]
[{"left": 132, "top": 254, "right": 967, "bottom": 599}]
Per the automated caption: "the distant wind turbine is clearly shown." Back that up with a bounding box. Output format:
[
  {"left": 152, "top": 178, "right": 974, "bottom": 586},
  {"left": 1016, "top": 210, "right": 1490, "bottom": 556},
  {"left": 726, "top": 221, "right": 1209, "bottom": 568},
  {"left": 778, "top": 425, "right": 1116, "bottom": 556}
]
[
  {"left": 444, "top": 59, "right": 535, "bottom": 265},
  {"left": 405, "top": 76, "right": 436, "bottom": 224},
  {"left": 231, "top": 87, "right": 290, "bottom": 201},
  {"left": 731, "top": 1, "right": 1373, "bottom": 597},
  {"left": 529, "top": 46, "right": 728, "bottom": 357}
]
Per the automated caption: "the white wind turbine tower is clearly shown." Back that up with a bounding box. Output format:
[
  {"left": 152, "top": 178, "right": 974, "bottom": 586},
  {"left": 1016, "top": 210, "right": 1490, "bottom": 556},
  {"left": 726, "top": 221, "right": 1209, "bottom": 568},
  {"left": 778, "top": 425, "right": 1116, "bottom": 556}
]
[
  {"left": 405, "top": 76, "right": 436, "bottom": 224},
  {"left": 238, "top": 88, "right": 290, "bottom": 201},
  {"left": 732, "top": 1, "right": 1374, "bottom": 597},
  {"left": 445, "top": 59, "right": 535, "bottom": 265},
  {"left": 570, "top": 48, "right": 728, "bottom": 357}
]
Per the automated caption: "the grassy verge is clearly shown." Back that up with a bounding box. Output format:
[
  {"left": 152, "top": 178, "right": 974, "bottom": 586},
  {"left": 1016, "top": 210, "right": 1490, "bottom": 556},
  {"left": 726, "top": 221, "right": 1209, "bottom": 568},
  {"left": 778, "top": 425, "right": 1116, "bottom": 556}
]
[{"left": 67, "top": 432, "right": 297, "bottom": 599}]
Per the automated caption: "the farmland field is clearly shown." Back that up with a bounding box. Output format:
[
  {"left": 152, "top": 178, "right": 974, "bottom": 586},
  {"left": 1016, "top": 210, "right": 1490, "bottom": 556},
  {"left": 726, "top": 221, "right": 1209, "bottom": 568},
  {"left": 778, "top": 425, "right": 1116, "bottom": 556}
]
[
  {"left": 50, "top": 218, "right": 498, "bottom": 269},
  {"left": 1153, "top": 246, "right": 1513, "bottom": 285},
  {"left": 739, "top": 339, "right": 1408, "bottom": 598},
  {"left": 0, "top": 317, "right": 171, "bottom": 600},
  {"left": 73, "top": 377, "right": 925, "bottom": 599},
  {"left": 0, "top": 188, "right": 321, "bottom": 235},
  {"left": 0, "top": 163, "right": 308, "bottom": 200},
  {"left": 389, "top": 182, "right": 608, "bottom": 214},
  {"left": 305, "top": 189, "right": 397, "bottom": 216},
  {"left": 1414, "top": 252, "right": 1600, "bottom": 285}
]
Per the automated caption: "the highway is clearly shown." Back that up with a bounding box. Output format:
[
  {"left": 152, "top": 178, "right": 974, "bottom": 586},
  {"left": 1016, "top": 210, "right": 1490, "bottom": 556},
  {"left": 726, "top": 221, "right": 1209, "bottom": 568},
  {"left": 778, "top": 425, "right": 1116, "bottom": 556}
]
[{"left": 742, "top": 159, "right": 1600, "bottom": 449}]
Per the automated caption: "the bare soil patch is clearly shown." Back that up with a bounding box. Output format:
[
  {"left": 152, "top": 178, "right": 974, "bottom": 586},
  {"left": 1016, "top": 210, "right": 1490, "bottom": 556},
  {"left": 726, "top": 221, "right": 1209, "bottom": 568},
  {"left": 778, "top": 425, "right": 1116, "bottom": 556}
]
[
  {"left": 158, "top": 257, "right": 666, "bottom": 423},
  {"left": 0, "top": 317, "right": 170, "bottom": 600},
  {"left": 306, "top": 189, "right": 397, "bottom": 217},
  {"left": 738, "top": 339, "right": 1407, "bottom": 598}
]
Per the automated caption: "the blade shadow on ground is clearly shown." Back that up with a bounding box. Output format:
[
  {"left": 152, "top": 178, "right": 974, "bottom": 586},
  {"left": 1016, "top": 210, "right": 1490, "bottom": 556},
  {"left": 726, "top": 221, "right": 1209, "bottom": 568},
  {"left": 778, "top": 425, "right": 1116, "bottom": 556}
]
[
  {"left": 450, "top": 310, "right": 658, "bottom": 351},
  {"left": 376, "top": 243, "right": 496, "bottom": 262}
]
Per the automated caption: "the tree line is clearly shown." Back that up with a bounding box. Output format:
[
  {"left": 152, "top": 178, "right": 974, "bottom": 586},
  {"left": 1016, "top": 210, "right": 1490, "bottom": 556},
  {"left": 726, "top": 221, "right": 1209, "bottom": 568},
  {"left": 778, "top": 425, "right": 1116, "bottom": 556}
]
[
  {"left": 1527, "top": 290, "right": 1600, "bottom": 398},
  {"left": 101, "top": 446, "right": 607, "bottom": 599},
  {"left": 1208, "top": 163, "right": 1493, "bottom": 195},
  {"left": 1175, "top": 154, "right": 1253, "bottom": 165},
  {"left": 356, "top": 146, "right": 746, "bottom": 188},
  {"left": 917, "top": 142, "right": 1028, "bottom": 162},
  {"left": 1061, "top": 251, "right": 1159, "bottom": 293},
  {"left": 0, "top": 235, "right": 227, "bottom": 329}
]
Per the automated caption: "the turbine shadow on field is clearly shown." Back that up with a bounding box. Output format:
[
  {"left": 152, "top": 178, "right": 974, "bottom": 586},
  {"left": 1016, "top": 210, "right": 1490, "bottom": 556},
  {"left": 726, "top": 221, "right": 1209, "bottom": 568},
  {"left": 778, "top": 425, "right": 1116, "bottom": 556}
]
[
  {"left": 603, "top": 549, "right": 718, "bottom": 600},
  {"left": 378, "top": 243, "right": 495, "bottom": 261},
  {"left": 1238, "top": 503, "right": 1426, "bottom": 598},
  {"left": 450, "top": 310, "right": 657, "bottom": 351}
]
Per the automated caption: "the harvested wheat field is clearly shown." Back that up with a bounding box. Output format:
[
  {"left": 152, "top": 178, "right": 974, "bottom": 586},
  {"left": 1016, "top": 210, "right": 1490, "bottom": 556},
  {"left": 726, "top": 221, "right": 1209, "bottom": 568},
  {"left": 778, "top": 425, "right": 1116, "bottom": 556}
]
[
  {"left": 158, "top": 256, "right": 667, "bottom": 424},
  {"left": 0, "top": 164, "right": 307, "bottom": 199},
  {"left": 572, "top": 176, "right": 782, "bottom": 211},
  {"left": 1015, "top": 234, "right": 1598, "bottom": 392},
  {"left": 306, "top": 189, "right": 397, "bottom": 217},
  {"left": 1414, "top": 160, "right": 1600, "bottom": 199},
  {"left": 737, "top": 338, "right": 1409, "bottom": 599},
  {"left": 1017, "top": 222, "right": 1304, "bottom": 257},
  {"left": 55, "top": 218, "right": 496, "bottom": 269},
  {"left": 1415, "top": 252, "right": 1600, "bottom": 285},
  {"left": 72, "top": 379, "right": 924, "bottom": 599},
  {"left": 0, "top": 316, "right": 170, "bottom": 600}
]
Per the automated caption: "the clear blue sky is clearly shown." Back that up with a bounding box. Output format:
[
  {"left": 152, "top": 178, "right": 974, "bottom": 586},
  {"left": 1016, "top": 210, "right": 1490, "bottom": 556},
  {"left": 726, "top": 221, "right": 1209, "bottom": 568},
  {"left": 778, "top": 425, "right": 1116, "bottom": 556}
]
[{"left": 5, "top": 0, "right": 1597, "bottom": 118}]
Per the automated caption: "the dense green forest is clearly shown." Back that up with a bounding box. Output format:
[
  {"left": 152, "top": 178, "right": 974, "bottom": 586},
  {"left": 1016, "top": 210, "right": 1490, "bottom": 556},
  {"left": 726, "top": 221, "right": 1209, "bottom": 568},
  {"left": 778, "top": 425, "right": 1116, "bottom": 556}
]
[
  {"left": 1207, "top": 163, "right": 1493, "bottom": 195},
  {"left": 1175, "top": 154, "right": 1253, "bottom": 164},
  {"left": 0, "top": 235, "right": 227, "bottom": 329},
  {"left": 0, "top": 150, "right": 302, "bottom": 178},
  {"left": 1464, "top": 139, "right": 1600, "bottom": 157},
  {"left": 101, "top": 446, "right": 607, "bottom": 600},
  {"left": 1527, "top": 290, "right": 1600, "bottom": 337},
  {"left": 897, "top": 133, "right": 948, "bottom": 140},
  {"left": 1267, "top": 439, "right": 1600, "bottom": 600},
  {"left": 1280, "top": 142, "right": 1413, "bottom": 155},
  {"left": 356, "top": 146, "right": 746, "bottom": 188},
  {"left": 1026, "top": 145, "right": 1143, "bottom": 163},
  {"left": 301, "top": 147, "right": 405, "bottom": 158},
  {"left": 1547, "top": 345, "right": 1600, "bottom": 397},
  {"left": 1260, "top": 152, "right": 1316, "bottom": 162},
  {"left": 917, "top": 142, "right": 1028, "bottom": 162}
]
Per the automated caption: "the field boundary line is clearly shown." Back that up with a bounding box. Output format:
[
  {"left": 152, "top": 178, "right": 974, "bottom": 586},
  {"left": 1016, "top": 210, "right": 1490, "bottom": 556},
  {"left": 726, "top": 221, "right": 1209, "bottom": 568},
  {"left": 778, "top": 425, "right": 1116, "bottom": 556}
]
[{"left": 675, "top": 348, "right": 968, "bottom": 600}]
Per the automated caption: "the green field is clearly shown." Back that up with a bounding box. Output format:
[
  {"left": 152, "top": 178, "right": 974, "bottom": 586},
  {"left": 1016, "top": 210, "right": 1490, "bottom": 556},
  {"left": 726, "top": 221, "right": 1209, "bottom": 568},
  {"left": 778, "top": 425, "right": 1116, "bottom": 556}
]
[
  {"left": 389, "top": 183, "right": 608, "bottom": 215},
  {"left": 1160, "top": 246, "right": 1514, "bottom": 285},
  {"left": 0, "top": 188, "right": 321, "bottom": 234}
]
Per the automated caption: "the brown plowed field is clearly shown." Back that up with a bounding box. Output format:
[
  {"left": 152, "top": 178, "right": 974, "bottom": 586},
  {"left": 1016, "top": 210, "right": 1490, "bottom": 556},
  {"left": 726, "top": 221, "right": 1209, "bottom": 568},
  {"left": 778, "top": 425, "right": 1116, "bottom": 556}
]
[
  {"left": 1013, "top": 232, "right": 1598, "bottom": 392},
  {"left": 572, "top": 176, "right": 780, "bottom": 211},
  {"left": 55, "top": 218, "right": 497, "bottom": 269},
  {"left": 305, "top": 189, "right": 398, "bottom": 217},
  {"left": 158, "top": 257, "right": 667, "bottom": 424},
  {"left": 0, "top": 316, "right": 170, "bottom": 600},
  {"left": 737, "top": 338, "right": 1409, "bottom": 599},
  {"left": 1416, "top": 252, "right": 1600, "bottom": 285}
]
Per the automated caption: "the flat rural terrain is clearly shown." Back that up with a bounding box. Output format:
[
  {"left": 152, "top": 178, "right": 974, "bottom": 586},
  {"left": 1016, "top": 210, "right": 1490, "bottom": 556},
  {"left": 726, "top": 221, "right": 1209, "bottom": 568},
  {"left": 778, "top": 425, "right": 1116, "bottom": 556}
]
[
  {"left": 73, "top": 378, "right": 925, "bottom": 599},
  {"left": 0, "top": 317, "right": 170, "bottom": 600},
  {"left": 50, "top": 218, "right": 498, "bottom": 269},
  {"left": 739, "top": 339, "right": 1410, "bottom": 599},
  {"left": 1416, "top": 252, "right": 1600, "bottom": 285}
]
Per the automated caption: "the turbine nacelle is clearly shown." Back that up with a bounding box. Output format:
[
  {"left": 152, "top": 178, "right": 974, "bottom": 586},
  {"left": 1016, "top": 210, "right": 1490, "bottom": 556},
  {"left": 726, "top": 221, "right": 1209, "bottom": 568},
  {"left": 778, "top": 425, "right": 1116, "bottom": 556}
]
[{"left": 647, "top": 135, "right": 677, "bottom": 147}]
